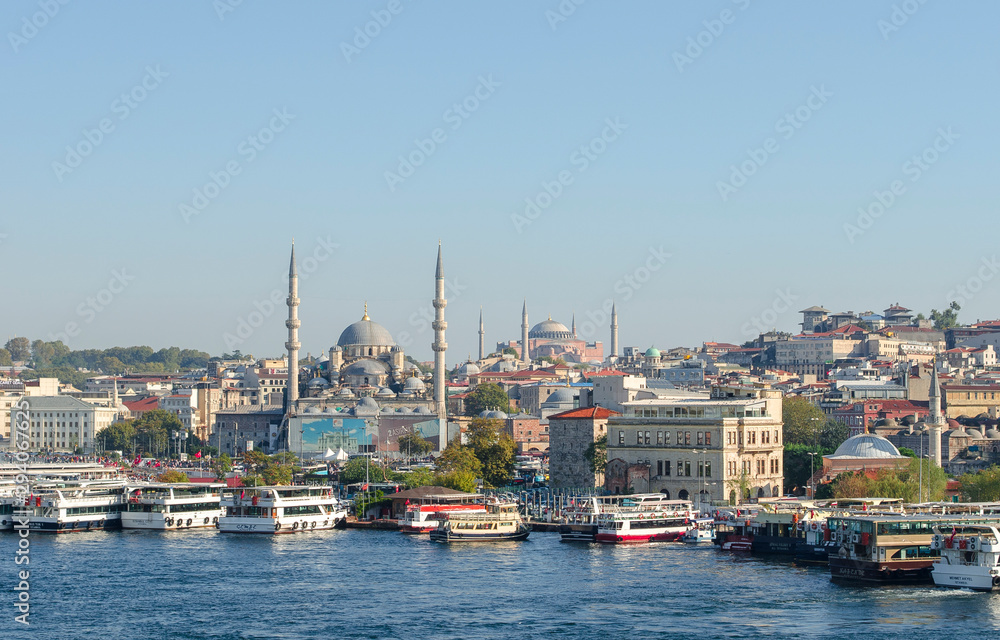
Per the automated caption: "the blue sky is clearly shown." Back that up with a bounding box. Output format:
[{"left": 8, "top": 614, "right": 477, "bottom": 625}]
[{"left": 2, "top": 1, "right": 998, "bottom": 362}]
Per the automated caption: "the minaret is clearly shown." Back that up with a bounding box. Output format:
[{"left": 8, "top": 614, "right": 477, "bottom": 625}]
[
  {"left": 521, "top": 300, "right": 529, "bottom": 364},
  {"left": 610, "top": 302, "right": 619, "bottom": 362},
  {"left": 285, "top": 241, "right": 301, "bottom": 411},
  {"left": 571, "top": 313, "right": 577, "bottom": 338},
  {"left": 432, "top": 242, "right": 448, "bottom": 449},
  {"left": 929, "top": 359, "right": 944, "bottom": 467},
  {"left": 478, "top": 307, "right": 485, "bottom": 361}
]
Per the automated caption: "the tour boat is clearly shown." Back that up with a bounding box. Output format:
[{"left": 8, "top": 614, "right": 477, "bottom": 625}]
[
  {"left": 931, "top": 524, "right": 1000, "bottom": 591},
  {"left": 595, "top": 498, "right": 697, "bottom": 544},
  {"left": 217, "top": 486, "right": 347, "bottom": 534},
  {"left": 559, "top": 494, "right": 661, "bottom": 543},
  {"left": 121, "top": 483, "right": 226, "bottom": 530},
  {"left": 681, "top": 517, "right": 716, "bottom": 544},
  {"left": 828, "top": 514, "right": 1000, "bottom": 584},
  {"left": 429, "top": 501, "right": 529, "bottom": 543},
  {"left": 25, "top": 480, "right": 127, "bottom": 532},
  {"left": 400, "top": 502, "right": 487, "bottom": 534}
]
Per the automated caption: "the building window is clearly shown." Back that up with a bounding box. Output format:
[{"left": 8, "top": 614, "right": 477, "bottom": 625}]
[
  {"left": 697, "top": 432, "right": 704, "bottom": 446},
  {"left": 637, "top": 431, "right": 643, "bottom": 445},
  {"left": 685, "top": 431, "right": 691, "bottom": 445},
  {"left": 664, "top": 430, "right": 670, "bottom": 443},
  {"left": 676, "top": 432, "right": 682, "bottom": 445},
  {"left": 644, "top": 431, "right": 651, "bottom": 445},
  {"left": 664, "top": 461, "right": 671, "bottom": 476},
  {"left": 705, "top": 432, "right": 711, "bottom": 446},
  {"left": 698, "top": 461, "right": 704, "bottom": 478},
  {"left": 619, "top": 431, "right": 625, "bottom": 445},
  {"left": 705, "top": 461, "right": 712, "bottom": 478},
  {"left": 657, "top": 460, "right": 663, "bottom": 476},
  {"left": 684, "top": 461, "right": 691, "bottom": 477},
  {"left": 657, "top": 431, "right": 663, "bottom": 445}
]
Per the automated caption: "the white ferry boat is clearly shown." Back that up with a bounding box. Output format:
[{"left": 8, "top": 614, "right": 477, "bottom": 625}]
[
  {"left": 400, "top": 502, "right": 487, "bottom": 534},
  {"left": 931, "top": 524, "right": 1000, "bottom": 591},
  {"left": 26, "top": 480, "right": 127, "bottom": 532},
  {"left": 429, "top": 501, "right": 529, "bottom": 543},
  {"left": 121, "top": 483, "right": 226, "bottom": 530},
  {"left": 218, "top": 486, "right": 347, "bottom": 534},
  {"left": 682, "top": 517, "right": 716, "bottom": 544},
  {"left": 560, "top": 494, "right": 670, "bottom": 543},
  {"left": 595, "top": 498, "right": 697, "bottom": 544}
]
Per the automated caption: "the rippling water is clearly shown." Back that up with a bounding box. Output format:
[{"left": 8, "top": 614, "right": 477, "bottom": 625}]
[{"left": 3, "top": 529, "right": 1000, "bottom": 639}]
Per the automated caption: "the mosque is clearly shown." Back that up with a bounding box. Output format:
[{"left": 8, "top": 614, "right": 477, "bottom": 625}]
[{"left": 492, "top": 302, "right": 619, "bottom": 365}]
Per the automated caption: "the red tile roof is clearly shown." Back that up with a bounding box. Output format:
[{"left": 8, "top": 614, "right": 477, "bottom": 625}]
[
  {"left": 124, "top": 397, "right": 159, "bottom": 412},
  {"left": 548, "top": 407, "right": 620, "bottom": 420}
]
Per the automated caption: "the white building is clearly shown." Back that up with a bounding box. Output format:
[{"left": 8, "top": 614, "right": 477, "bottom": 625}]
[
  {"left": 8, "top": 396, "right": 117, "bottom": 453},
  {"left": 590, "top": 373, "right": 647, "bottom": 413}
]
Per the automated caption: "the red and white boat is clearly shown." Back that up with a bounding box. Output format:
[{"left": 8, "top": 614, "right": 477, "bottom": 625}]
[
  {"left": 400, "top": 503, "right": 487, "bottom": 534},
  {"left": 595, "top": 498, "right": 697, "bottom": 544}
]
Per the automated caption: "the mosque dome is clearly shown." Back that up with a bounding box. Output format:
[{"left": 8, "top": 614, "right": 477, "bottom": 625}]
[
  {"left": 456, "top": 362, "right": 481, "bottom": 376},
  {"left": 308, "top": 377, "right": 329, "bottom": 388},
  {"left": 403, "top": 377, "right": 426, "bottom": 391},
  {"left": 529, "top": 318, "right": 573, "bottom": 340},
  {"left": 645, "top": 346, "right": 661, "bottom": 358},
  {"left": 479, "top": 409, "right": 508, "bottom": 420},
  {"left": 830, "top": 433, "right": 904, "bottom": 459},
  {"left": 337, "top": 387, "right": 355, "bottom": 398},
  {"left": 967, "top": 428, "right": 984, "bottom": 439},
  {"left": 985, "top": 429, "right": 1000, "bottom": 440},
  {"left": 543, "top": 388, "right": 576, "bottom": 405},
  {"left": 343, "top": 359, "right": 389, "bottom": 377},
  {"left": 338, "top": 306, "right": 395, "bottom": 347},
  {"left": 413, "top": 406, "right": 432, "bottom": 414},
  {"left": 376, "top": 387, "right": 396, "bottom": 398}
]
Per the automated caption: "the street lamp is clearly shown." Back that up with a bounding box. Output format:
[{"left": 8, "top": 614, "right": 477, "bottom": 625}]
[{"left": 807, "top": 451, "right": 818, "bottom": 498}]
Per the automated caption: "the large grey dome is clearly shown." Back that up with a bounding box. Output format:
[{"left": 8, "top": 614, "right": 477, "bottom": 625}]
[
  {"left": 529, "top": 318, "right": 573, "bottom": 340},
  {"left": 543, "top": 387, "right": 576, "bottom": 405},
  {"left": 403, "top": 376, "right": 426, "bottom": 391},
  {"left": 343, "top": 359, "right": 389, "bottom": 376},
  {"left": 456, "top": 362, "right": 481, "bottom": 376},
  {"left": 338, "top": 318, "right": 396, "bottom": 347},
  {"left": 830, "top": 434, "right": 904, "bottom": 459}
]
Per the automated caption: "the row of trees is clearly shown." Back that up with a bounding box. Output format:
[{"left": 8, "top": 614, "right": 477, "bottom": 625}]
[
  {"left": 96, "top": 409, "right": 208, "bottom": 458},
  {"left": 823, "top": 459, "right": 948, "bottom": 501}
]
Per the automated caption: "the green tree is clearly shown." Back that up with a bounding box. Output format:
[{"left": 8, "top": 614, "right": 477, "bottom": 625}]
[
  {"left": 819, "top": 419, "right": 849, "bottom": 451},
  {"left": 31, "top": 340, "right": 56, "bottom": 369},
  {"left": 436, "top": 441, "right": 483, "bottom": 477},
  {"left": 898, "top": 447, "right": 916, "bottom": 458},
  {"left": 960, "top": 466, "right": 1000, "bottom": 502},
  {"left": 0, "top": 348, "right": 11, "bottom": 366},
  {"left": 263, "top": 463, "right": 293, "bottom": 485},
  {"left": 5, "top": 337, "right": 30, "bottom": 362},
  {"left": 464, "top": 383, "right": 512, "bottom": 416},
  {"left": 782, "top": 397, "right": 827, "bottom": 445},
  {"left": 830, "top": 460, "right": 946, "bottom": 502},
  {"left": 725, "top": 471, "right": 753, "bottom": 505},
  {"left": 436, "top": 470, "right": 478, "bottom": 493},
  {"left": 930, "top": 302, "right": 961, "bottom": 330},
  {"left": 339, "top": 456, "right": 386, "bottom": 485},
  {"left": 398, "top": 432, "right": 434, "bottom": 457},
  {"left": 584, "top": 434, "right": 608, "bottom": 478},
  {"left": 782, "top": 443, "right": 833, "bottom": 493},
  {"left": 502, "top": 347, "right": 519, "bottom": 357},
  {"left": 466, "top": 417, "right": 516, "bottom": 488},
  {"left": 99, "top": 356, "right": 127, "bottom": 375},
  {"left": 401, "top": 467, "right": 436, "bottom": 489},
  {"left": 96, "top": 421, "right": 137, "bottom": 454},
  {"left": 212, "top": 453, "right": 233, "bottom": 481},
  {"left": 157, "top": 470, "right": 190, "bottom": 483}
]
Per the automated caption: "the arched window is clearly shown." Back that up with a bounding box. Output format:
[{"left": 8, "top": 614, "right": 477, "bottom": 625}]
[
  {"left": 660, "top": 489, "right": 670, "bottom": 499},
  {"left": 368, "top": 348, "right": 373, "bottom": 356},
  {"left": 364, "top": 377, "right": 369, "bottom": 385},
  {"left": 678, "top": 489, "right": 689, "bottom": 500},
  {"left": 757, "top": 487, "right": 766, "bottom": 498}
]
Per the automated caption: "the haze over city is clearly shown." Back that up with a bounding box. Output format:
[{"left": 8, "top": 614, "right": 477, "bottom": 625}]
[{"left": 3, "top": 1, "right": 997, "bottom": 360}]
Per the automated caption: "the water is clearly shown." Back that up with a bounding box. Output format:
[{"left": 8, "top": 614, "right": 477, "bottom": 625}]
[{"left": 3, "top": 529, "right": 1000, "bottom": 639}]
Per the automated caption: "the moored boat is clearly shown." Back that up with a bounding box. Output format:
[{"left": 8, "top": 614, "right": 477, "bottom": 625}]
[
  {"left": 25, "top": 480, "right": 127, "bottom": 532},
  {"left": 931, "top": 524, "right": 1000, "bottom": 591},
  {"left": 218, "top": 486, "right": 347, "bottom": 534},
  {"left": 429, "top": 501, "right": 529, "bottom": 543},
  {"left": 595, "top": 498, "right": 696, "bottom": 544},
  {"left": 682, "top": 517, "right": 715, "bottom": 544},
  {"left": 121, "top": 483, "right": 226, "bottom": 530},
  {"left": 400, "top": 502, "right": 487, "bottom": 534}
]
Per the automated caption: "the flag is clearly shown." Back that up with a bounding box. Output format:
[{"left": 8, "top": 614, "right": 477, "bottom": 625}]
[
  {"left": 195, "top": 450, "right": 202, "bottom": 459},
  {"left": 240, "top": 490, "right": 245, "bottom": 500}
]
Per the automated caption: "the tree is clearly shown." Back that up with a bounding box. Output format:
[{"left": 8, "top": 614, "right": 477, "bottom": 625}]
[
  {"left": 398, "top": 432, "right": 433, "bottom": 457},
  {"left": 436, "top": 441, "right": 483, "bottom": 477},
  {"left": 502, "top": 347, "right": 519, "bottom": 357},
  {"left": 960, "top": 466, "right": 1000, "bottom": 502},
  {"left": 725, "top": 471, "right": 753, "bottom": 505},
  {"left": 5, "top": 337, "right": 30, "bottom": 362},
  {"left": 0, "top": 348, "right": 11, "bottom": 366},
  {"left": 584, "top": 434, "right": 608, "bottom": 479},
  {"left": 782, "top": 443, "right": 833, "bottom": 493},
  {"left": 31, "top": 340, "right": 56, "bottom": 369},
  {"left": 133, "top": 409, "right": 181, "bottom": 456},
  {"left": 930, "top": 302, "right": 961, "bottom": 330},
  {"left": 99, "top": 356, "right": 127, "bottom": 375},
  {"left": 436, "top": 470, "right": 477, "bottom": 493},
  {"left": 538, "top": 356, "right": 566, "bottom": 366},
  {"left": 96, "top": 421, "right": 137, "bottom": 454},
  {"left": 829, "top": 460, "right": 946, "bottom": 502},
  {"left": 339, "top": 456, "right": 386, "bottom": 485},
  {"left": 464, "top": 383, "right": 512, "bottom": 417},
  {"left": 212, "top": 453, "right": 233, "bottom": 481},
  {"left": 782, "top": 397, "right": 827, "bottom": 445},
  {"left": 157, "top": 470, "right": 190, "bottom": 483},
  {"left": 819, "top": 419, "right": 849, "bottom": 451},
  {"left": 400, "top": 467, "right": 436, "bottom": 489},
  {"left": 263, "top": 463, "right": 293, "bottom": 485},
  {"left": 466, "top": 417, "right": 516, "bottom": 488}
]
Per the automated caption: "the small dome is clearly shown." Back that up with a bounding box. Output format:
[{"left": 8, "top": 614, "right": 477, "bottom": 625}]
[
  {"left": 308, "top": 377, "right": 329, "bottom": 388},
  {"left": 376, "top": 387, "right": 396, "bottom": 398},
  {"left": 947, "top": 418, "right": 961, "bottom": 428},
  {"left": 413, "top": 406, "right": 432, "bottom": 414},
  {"left": 396, "top": 407, "right": 411, "bottom": 413},
  {"left": 485, "top": 410, "right": 508, "bottom": 420},
  {"left": 645, "top": 346, "right": 661, "bottom": 358},
  {"left": 317, "top": 354, "right": 329, "bottom": 363},
  {"left": 323, "top": 407, "right": 337, "bottom": 414},
  {"left": 456, "top": 362, "right": 481, "bottom": 376},
  {"left": 967, "top": 428, "right": 984, "bottom": 439},
  {"left": 831, "top": 433, "right": 904, "bottom": 459},
  {"left": 403, "top": 377, "right": 426, "bottom": 391},
  {"left": 306, "top": 407, "right": 322, "bottom": 414},
  {"left": 986, "top": 429, "right": 1000, "bottom": 439},
  {"left": 337, "top": 387, "right": 355, "bottom": 397}
]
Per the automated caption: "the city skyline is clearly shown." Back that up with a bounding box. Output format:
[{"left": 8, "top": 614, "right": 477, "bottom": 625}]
[{"left": 3, "top": 2, "right": 998, "bottom": 361}]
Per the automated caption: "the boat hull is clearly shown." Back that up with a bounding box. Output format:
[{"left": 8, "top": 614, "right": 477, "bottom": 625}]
[
  {"left": 932, "top": 564, "right": 1000, "bottom": 591},
  {"left": 429, "top": 529, "right": 530, "bottom": 543},
  {"left": 721, "top": 534, "right": 753, "bottom": 551},
  {"left": 559, "top": 523, "right": 597, "bottom": 543},
  {"left": 28, "top": 517, "right": 122, "bottom": 533},
  {"left": 829, "top": 557, "right": 933, "bottom": 584},
  {"left": 596, "top": 530, "right": 684, "bottom": 544},
  {"left": 218, "top": 511, "right": 347, "bottom": 534},
  {"left": 751, "top": 534, "right": 800, "bottom": 555},
  {"left": 121, "top": 511, "right": 224, "bottom": 530}
]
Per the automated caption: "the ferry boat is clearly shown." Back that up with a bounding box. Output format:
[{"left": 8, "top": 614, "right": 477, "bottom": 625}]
[
  {"left": 400, "top": 502, "right": 487, "bottom": 534},
  {"left": 595, "top": 498, "right": 697, "bottom": 544},
  {"left": 931, "top": 524, "right": 1000, "bottom": 591},
  {"left": 121, "top": 483, "right": 226, "bottom": 530},
  {"left": 218, "top": 486, "right": 347, "bottom": 534},
  {"left": 681, "top": 517, "right": 716, "bottom": 543},
  {"left": 559, "top": 494, "right": 661, "bottom": 543},
  {"left": 712, "top": 507, "right": 759, "bottom": 551},
  {"left": 25, "top": 480, "right": 127, "bottom": 532},
  {"left": 429, "top": 502, "right": 529, "bottom": 543},
  {"left": 828, "top": 514, "right": 1000, "bottom": 584}
]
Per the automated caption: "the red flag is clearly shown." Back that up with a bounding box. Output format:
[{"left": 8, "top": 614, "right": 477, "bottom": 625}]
[{"left": 195, "top": 450, "right": 202, "bottom": 459}]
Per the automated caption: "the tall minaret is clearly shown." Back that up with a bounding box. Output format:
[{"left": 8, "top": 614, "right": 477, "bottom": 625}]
[
  {"left": 610, "top": 302, "right": 619, "bottom": 362},
  {"left": 521, "top": 300, "right": 529, "bottom": 364},
  {"left": 929, "top": 359, "right": 944, "bottom": 467},
  {"left": 571, "top": 313, "right": 577, "bottom": 338},
  {"left": 432, "top": 242, "right": 448, "bottom": 449},
  {"left": 285, "top": 241, "right": 301, "bottom": 411},
  {"left": 478, "top": 307, "right": 485, "bottom": 361}
]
